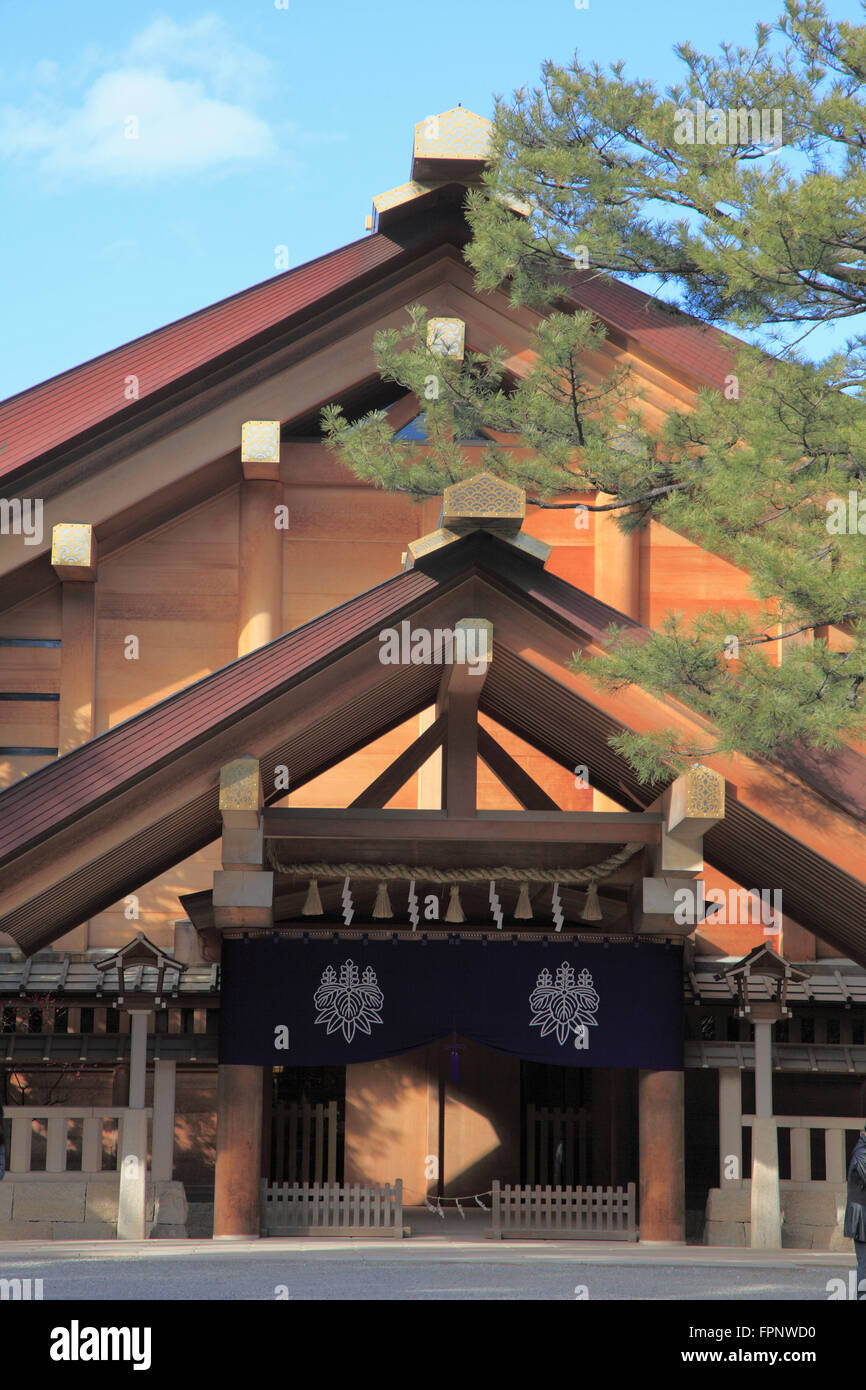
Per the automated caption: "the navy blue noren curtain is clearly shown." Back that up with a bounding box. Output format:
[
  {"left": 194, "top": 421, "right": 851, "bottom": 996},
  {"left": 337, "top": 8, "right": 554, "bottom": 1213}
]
[{"left": 219, "top": 937, "right": 683, "bottom": 1070}]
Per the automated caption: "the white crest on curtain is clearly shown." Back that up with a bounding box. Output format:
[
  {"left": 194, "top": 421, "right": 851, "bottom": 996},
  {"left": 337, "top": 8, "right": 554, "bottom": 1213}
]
[
  {"left": 313, "top": 959, "right": 384, "bottom": 1043},
  {"left": 529, "top": 962, "right": 600, "bottom": 1049}
]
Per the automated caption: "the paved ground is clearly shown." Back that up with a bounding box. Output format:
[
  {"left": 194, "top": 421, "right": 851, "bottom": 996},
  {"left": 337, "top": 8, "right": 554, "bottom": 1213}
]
[{"left": 0, "top": 1235, "right": 857, "bottom": 1300}]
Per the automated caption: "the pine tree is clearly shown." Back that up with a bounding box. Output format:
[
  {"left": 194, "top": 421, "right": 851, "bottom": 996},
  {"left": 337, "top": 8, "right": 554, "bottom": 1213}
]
[{"left": 324, "top": 0, "right": 866, "bottom": 780}]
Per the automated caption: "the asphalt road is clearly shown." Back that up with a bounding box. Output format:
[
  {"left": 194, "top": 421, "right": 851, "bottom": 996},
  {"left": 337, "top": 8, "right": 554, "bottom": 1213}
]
[{"left": 0, "top": 1252, "right": 852, "bottom": 1301}]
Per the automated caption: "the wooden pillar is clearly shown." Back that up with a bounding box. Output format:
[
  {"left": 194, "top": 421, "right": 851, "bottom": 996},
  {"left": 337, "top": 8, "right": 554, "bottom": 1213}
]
[
  {"left": 435, "top": 618, "right": 492, "bottom": 816},
  {"left": 213, "top": 1064, "right": 264, "bottom": 1238},
  {"left": 238, "top": 421, "right": 283, "bottom": 657},
  {"left": 718, "top": 1067, "right": 742, "bottom": 1186},
  {"left": 593, "top": 495, "right": 638, "bottom": 814},
  {"left": 151, "top": 1059, "right": 177, "bottom": 1182},
  {"left": 593, "top": 493, "right": 639, "bottom": 618},
  {"left": 117, "top": 1009, "right": 149, "bottom": 1240},
  {"left": 51, "top": 523, "right": 98, "bottom": 755},
  {"left": 212, "top": 756, "right": 271, "bottom": 1238},
  {"left": 639, "top": 1068, "right": 685, "bottom": 1243},
  {"left": 750, "top": 1013, "right": 781, "bottom": 1248}
]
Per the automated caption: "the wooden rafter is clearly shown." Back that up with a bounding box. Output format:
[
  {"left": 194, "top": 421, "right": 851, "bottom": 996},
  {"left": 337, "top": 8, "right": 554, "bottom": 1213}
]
[
  {"left": 477, "top": 725, "right": 559, "bottom": 811},
  {"left": 349, "top": 714, "right": 446, "bottom": 810}
]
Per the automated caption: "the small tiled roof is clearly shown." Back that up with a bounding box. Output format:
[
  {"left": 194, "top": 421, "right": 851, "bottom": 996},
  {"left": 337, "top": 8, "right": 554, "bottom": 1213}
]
[{"left": 0, "top": 954, "right": 218, "bottom": 998}]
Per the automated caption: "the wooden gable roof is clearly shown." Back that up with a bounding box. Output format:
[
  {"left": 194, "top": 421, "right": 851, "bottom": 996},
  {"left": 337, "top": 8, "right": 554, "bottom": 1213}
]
[
  {"left": 0, "top": 531, "right": 863, "bottom": 960},
  {"left": 0, "top": 189, "right": 736, "bottom": 490}
]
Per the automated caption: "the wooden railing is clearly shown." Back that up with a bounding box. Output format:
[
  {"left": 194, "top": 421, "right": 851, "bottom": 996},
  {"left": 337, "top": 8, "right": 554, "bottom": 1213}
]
[
  {"left": 4, "top": 1106, "right": 151, "bottom": 1176},
  {"left": 525, "top": 1105, "right": 589, "bottom": 1186},
  {"left": 271, "top": 1100, "right": 339, "bottom": 1184},
  {"left": 490, "top": 1180, "right": 637, "bottom": 1240},
  {"left": 261, "top": 1181, "right": 404, "bottom": 1236},
  {"left": 742, "top": 1114, "right": 862, "bottom": 1183}
]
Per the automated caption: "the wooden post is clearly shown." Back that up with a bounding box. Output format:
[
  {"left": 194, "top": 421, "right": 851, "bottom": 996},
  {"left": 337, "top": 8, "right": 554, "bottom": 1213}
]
[
  {"left": 638, "top": 1068, "right": 685, "bottom": 1242},
  {"left": 213, "top": 1064, "right": 264, "bottom": 1238},
  {"left": 718, "top": 1067, "right": 742, "bottom": 1186},
  {"left": 151, "top": 1059, "right": 177, "bottom": 1182},
  {"left": 436, "top": 618, "right": 492, "bottom": 816},
  {"left": 593, "top": 492, "right": 640, "bottom": 617},
  {"left": 212, "top": 755, "right": 270, "bottom": 1237},
  {"left": 51, "top": 524, "right": 98, "bottom": 756},
  {"left": 117, "top": 1009, "right": 149, "bottom": 1240},
  {"left": 238, "top": 422, "right": 283, "bottom": 657},
  {"left": 750, "top": 1013, "right": 782, "bottom": 1248}
]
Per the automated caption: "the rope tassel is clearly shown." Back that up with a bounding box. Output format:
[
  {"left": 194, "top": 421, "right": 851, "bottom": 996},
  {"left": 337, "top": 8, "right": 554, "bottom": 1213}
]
[
  {"left": 514, "top": 882, "right": 533, "bottom": 920},
  {"left": 581, "top": 881, "right": 603, "bottom": 922},
  {"left": 302, "top": 878, "right": 323, "bottom": 916},
  {"left": 372, "top": 880, "right": 393, "bottom": 919},
  {"left": 445, "top": 885, "right": 465, "bottom": 923}
]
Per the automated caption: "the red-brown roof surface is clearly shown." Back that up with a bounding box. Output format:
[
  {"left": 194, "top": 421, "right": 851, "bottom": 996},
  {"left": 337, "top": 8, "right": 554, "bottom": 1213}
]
[{"left": 0, "top": 202, "right": 738, "bottom": 484}]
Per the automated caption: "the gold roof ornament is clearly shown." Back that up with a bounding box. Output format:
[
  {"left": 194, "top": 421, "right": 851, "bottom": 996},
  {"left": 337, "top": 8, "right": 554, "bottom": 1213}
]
[
  {"left": 426, "top": 317, "right": 465, "bottom": 360},
  {"left": 403, "top": 474, "right": 551, "bottom": 569},
  {"left": 51, "top": 522, "right": 97, "bottom": 581},
  {"left": 368, "top": 107, "right": 528, "bottom": 233},
  {"left": 442, "top": 472, "right": 525, "bottom": 532}
]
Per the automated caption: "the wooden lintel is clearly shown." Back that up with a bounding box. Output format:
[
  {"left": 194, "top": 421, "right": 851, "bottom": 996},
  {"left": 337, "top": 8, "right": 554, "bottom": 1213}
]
[
  {"left": 477, "top": 726, "right": 559, "bottom": 811},
  {"left": 263, "top": 809, "right": 661, "bottom": 844},
  {"left": 350, "top": 714, "right": 446, "bottom": 809}
]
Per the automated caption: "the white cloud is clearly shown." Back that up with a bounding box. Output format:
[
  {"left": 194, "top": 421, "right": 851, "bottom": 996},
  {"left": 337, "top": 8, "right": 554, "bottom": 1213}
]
[
  {"left": 126, "top": 16, "right": 274, "bottom": 108},
  {"left": 0, "top": 15, "right": 278, "bottom": 181}
]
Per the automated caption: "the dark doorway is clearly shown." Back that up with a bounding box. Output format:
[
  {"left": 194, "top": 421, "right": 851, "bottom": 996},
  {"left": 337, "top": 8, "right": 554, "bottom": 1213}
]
[
  {"left": 520, "top": 1063, "right": 637, "bottom": 1187},
  {"left": 269, "top": 1066, "right": 346, "bottom": 1184}
]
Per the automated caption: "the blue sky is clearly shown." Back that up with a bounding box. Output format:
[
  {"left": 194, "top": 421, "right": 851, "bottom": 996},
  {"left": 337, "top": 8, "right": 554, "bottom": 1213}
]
[{"left": 1, "top": 0, "right": 862, "bottom": 400}]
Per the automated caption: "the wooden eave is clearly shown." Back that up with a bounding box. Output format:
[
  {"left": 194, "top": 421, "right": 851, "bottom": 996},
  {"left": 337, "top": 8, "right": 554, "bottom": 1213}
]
[{"left": 0, "top": 532, "right": 864, "bottom": 959}]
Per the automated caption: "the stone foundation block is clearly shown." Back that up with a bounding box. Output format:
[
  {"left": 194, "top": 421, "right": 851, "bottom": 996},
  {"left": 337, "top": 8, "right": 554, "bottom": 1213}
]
[
  {"left": 783, "top": 1189, "right": 840, "bottom": 1226},
  {"left": 0, "top": 1221, "right": 53, "bottom": 1239},
  {"left": 54, "top": 1222, "right": 116, "bottom": 1239},
  {"left": 704, "top": 1220, "right": 746, "bottom": 1246},
  {"left": 13, "top": 1182, "right": 86, "bottom": 1222},
  {"left": 705, "top": 1188, "right": 749, "bottom": 1221},
  {"left": 84, "top": 1182, "right": 121, "bottom": 1224},
  {"left": 782, "top": 1224, "right": 814, "bottom": 1249}
]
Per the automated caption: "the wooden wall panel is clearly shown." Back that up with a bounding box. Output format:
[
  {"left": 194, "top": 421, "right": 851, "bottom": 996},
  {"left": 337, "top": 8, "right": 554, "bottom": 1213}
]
[{"left": 96, "top": 490, "right": 238, "bottom": 731}]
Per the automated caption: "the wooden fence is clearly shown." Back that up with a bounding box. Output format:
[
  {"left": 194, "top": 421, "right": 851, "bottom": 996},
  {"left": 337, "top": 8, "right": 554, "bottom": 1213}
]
[
  {"left": 260, "top": 1181, "right": 405, "bottom": 1237},
  {"left": 489, "top": 1181, "right": 637, "bottom": 1240},
  {"left": 741, "top": 1114, "right": 862, "bottom": 1183},
  {"left": 4, "top": 1106, "right": 151, "bottom": 1175},
  {"left": 271, "top": 1100, "right": 339, "bottom": 1184},
  {"left": 525, "top": 1105, "right": 589, "bottom": 1186}
]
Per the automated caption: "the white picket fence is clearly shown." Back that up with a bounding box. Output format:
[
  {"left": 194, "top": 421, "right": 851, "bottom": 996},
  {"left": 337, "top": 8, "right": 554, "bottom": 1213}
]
[
  {"left": 261, "top": 1180, "right": 405, "bottom": 1237},
  {"left": 3, "top": 1106, "right": 151, "bottom": 1176},
  {"left": 742, "top": 1114, "right": 862, "bottom": 1183},
  {"left": 490, "top": 1180, "right": 638, "bottom": 1240}
]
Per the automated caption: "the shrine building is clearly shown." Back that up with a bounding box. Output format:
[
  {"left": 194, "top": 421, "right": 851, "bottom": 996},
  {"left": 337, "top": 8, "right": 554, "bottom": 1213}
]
[{"left": 0, "top": 109, "right": 864, "bottom": 1246}]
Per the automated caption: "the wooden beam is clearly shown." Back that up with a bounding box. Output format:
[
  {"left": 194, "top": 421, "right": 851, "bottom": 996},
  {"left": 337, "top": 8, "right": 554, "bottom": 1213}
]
[
  {"left": 263, "top": 808, "right": 661, "bottom": 844},
  {"left": 350, "top": 714, "right": 446, "bottom": 809},
  {"left": 477, "top": 726, "right": 559, "bottom": 811}
]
